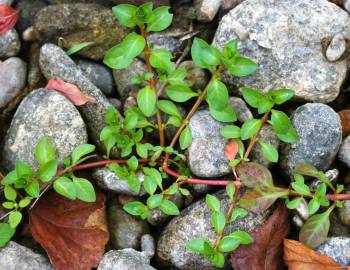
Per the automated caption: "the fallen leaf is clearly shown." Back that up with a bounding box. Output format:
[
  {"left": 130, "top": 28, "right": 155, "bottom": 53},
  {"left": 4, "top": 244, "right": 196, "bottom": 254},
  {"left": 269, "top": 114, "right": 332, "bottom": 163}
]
[
  {"left": 0, "top": 4, "right": 18, "bottom": 35},
  {"left": 29, "top": 191, "right": 109, "bottom": 270},
  {"left": 236, "top": 162, "right": 274, "bottom": 188},
  {"left": 338, "top": 109, "right": 350, "bottom": 137},
  {"left": 225, "top": 139, "right": 238, "bottom": 160},
  {"left": 284, "top": 239, "right": 345, "bottom": 270},
  {"left": 231, "top": 203, "right": 290, "bottom": 270},
  {"left": 45, "top": 78, "right": 96, "bottom": 106}
]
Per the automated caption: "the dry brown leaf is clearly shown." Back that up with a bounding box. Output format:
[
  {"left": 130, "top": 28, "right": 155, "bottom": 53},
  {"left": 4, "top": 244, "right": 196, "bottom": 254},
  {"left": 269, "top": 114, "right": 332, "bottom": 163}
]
[
  {"left": 45, "top": 78, "right": 96, "bottom": 106},
  {"left": 338, "top": 109, "right": 350, "bottom": 137},
  {"left": 225, "top": 139, "right": 238, "bottom": 161},
  {"left": 29, "top": 191, "right": 109, "bottom": 270},
  {"left": 231, "top": 203, "right": 290, "bottom": 270},
  {"left": 0, "top": 4, "right": 19, "bottom": 35},
  {"left": 284, "top": 239, "right": 347, "bottom": 270}
]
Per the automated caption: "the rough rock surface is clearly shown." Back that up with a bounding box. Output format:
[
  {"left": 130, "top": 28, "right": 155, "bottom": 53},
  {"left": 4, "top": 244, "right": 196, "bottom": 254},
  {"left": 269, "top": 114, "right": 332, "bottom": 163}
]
[
  {"left": 212, "top": 0, "right": 350, "bottom": 103},
  {"left": 2, "top": 89, "right": 87, "bottom": 170},
  {"left": 280, "top": 103, "right": 342, "bottom": 177},
  {"left": 315, "top": 237, "right": 350, "bottom": 266},
  {"left": 229, "top": 97, "right": 252, "bottom": 123},
  {"left": 338, "top": 135, "right": 350, "bottom": 168},
  {"left": 337, "top": 197, "right": 350, "bottom": 227},
  {"left": 0, "top": 29, "right": 21, "bottom": 60},
  {"left": 15, "top": 0, "right": 48, "bottom": 33}
]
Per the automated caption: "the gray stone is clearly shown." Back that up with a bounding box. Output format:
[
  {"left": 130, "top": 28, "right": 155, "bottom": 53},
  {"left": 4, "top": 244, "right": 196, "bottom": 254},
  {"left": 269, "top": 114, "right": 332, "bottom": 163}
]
[
  {"left": 0, "top": 241, "right": 53, "bottom": 270},
  {"left": 0, "top": 57, "right": 27, "bottom": 108},
  {"left": 229, "top": 97, "right": 253, "bottom": 123},
  {"left": 212, "top": 0, "right": 350, "bottom": 103},
  {"left": 250, "top": 125, "right": 279, "bottom": 168},
  {"left": 292, "top": 198, "right": 309, "bottom": 229},
  {"left": 326, "top": 33, "right": 346, "bottom": 62},
  {"left": 194, "top": 0, "right": 222, "bottom": 22},
  {"left": 75, "top": 58, "right": 115, "bottom": 97},
  {"left": 315, "top": 237, "right": 350, "bottom": 266},
  {"left": 97, "top": 249, "right": 156, "bottom": 270},
  {"left": 330, "top": 211, "right": 350, "bottom": 237},
  {"left": 28, "top": 44, "right": 44, "bottom": 90},
  {"left": 39, "top": 43, "right": 120, "bottom": 153},
  {"left": 147, "top": 30, "right": 185, "bottom": 56},
  {"left": 108, "top": 98, "right": 122, "bottom": 112},
  {"left": 34, "top": 4, "right": 128, "bottom": 60},
  {"left": 15, "top": 0, "right": 48, "bottom": 33},
  {"left": 141, "top": 234, "right": 155, "bottom": 259},
  {"left": 22, "top": 27, "right": 38, "bottom": 42},
  {"left": 188, "top": 109, "right": 230, "bottom": 178},
  {"left": 92, "top": 167, "right": 146, "bottom": 196},
  {"left": 337, "top": 195, "right": 350, "bottom": 227},
  {"left": 2, "top": 89, "right": 87, "bottom": 170},
  {"left": 280, "top": 103, "right": 342, "bottom": 177},
  {"left": 107, "top": 204, "right": 149, "bottom": 250},
  {"left": 309, "top": 168, "right": 339, "bottom": 192},
  {"left": 339, "top": 135, "right": 350, "bottom": 167},
  {"left": 179, "top": 60, "right": 209, "bottom": 90},
  {"left": 0, "top": 0, "right": 13, "bottom": 4},
  {"left": 156, "top": 190, "right": 271, "bottom": 270},
  {"left": 0, "top": 29, "right": 20, "bottom": 60}
]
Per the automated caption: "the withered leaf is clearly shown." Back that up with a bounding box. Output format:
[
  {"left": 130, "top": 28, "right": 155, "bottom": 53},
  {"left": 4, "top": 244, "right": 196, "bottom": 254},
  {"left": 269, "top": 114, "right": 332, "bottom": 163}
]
[
  {"left": 0, "top": 4, "right": 19, "bottom": 35},
  {"left": 29, "top": 191, "right": 109, "bottom": 270},
  {"left": 284, "top": 239, "right": 345, "bottom": 270},
  {"left": 236, "top": 162, "right": 274, "bottom": 188},
  {"left": 225, "top": 139, "right": 238, "bottom": 161},
  {"left": 231, "top": 203, "right": 290, "bottom": 270}
]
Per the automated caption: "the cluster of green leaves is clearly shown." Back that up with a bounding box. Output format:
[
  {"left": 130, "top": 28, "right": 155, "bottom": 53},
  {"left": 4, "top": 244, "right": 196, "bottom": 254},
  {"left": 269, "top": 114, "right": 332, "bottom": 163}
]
[
  {"left": 187, "top": 183, "right": 252, "bottom": 268},
  {"left": 0, "top": 138, "right": 97, "bottom": 247}
]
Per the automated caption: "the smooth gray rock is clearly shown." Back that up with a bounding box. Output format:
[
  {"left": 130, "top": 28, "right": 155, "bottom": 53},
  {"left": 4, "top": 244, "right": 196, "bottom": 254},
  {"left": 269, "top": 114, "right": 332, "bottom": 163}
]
[
  {"left": 229, "top": 97, "right": 253, "bottom": 123},
  {"left": 141, "top": 234, "right": 155, "bottom": 259},
  {"left": 339, "top": 135, "right": 350, "bottom": 168},
  {"left": 0, "top": 29, "right": 20, "bottom": 60},
  {"left": 156, "top": 190, "right": 271, "bottom": 270},
  {"left": 0, "top": 241, "right": 53, "bottom": 270},
  {"left": 15, "top": 0, "right": 48, "bottom": 33},
  {"left": 315, "top": 237, "right": 350, "bottom": 266},
  {"left": 28, "top": 44, "right": 44, "bottom": 90},
  {"left": 107, "top": 204, "right": 149, "bottom": 250},
  {"left": 188, "top": 109, "right": 231, "bottom": 178},
  {"left": 179, "top": 61, "right": 209, "bottom": 90},
  {"left": 194, "top": 0, "right": 222, "bottom": 22},
  {"left": 146, "top": 29, "right": 186, "bottom": 56},
  {"left": 39, "top": 43, "right": 120, "bottom": 153},
  {"left": 212, "top": 0, "right": 350, "bottom": 103},
  {"left": 2, "top": 89, "right": 87, "bottom": 170},
  {"left": 97, "top": 249, "right": 155, "bottom": 270},
  {"left": 326, "top": 33, "right": 346, "bottom": 62},
  {"left": 75, "top": 58, "right": 115, "bottom": 97},
  {"left": 0, "top": 58, "right": 27, "bottom": 108},
  {"left": 337, "top": 197, "right": 350, "bottom": 227},
  {"left": 280, "top": 103, "right": 342, "bottom": 177},
  {"left": 330, "top": 211, "right": 350, "bottom": 237}
]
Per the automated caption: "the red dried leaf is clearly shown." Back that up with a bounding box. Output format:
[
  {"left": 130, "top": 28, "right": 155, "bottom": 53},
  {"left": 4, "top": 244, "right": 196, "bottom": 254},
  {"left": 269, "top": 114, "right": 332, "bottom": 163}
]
[
  {"left": 231, "top": 203, "right": 290, "bottom": 270},
  {"left": 284, "top": 239, "right": 343, "bottom": 270},
  {"left": 45, "top": 79, "right": 96, "bottom": 106},
  {"left": 29, "top": 191, "right": 109, "bottom": 270},
  {"left": 0, "top": 4, "right": 19, "bottom": 35},
  {"left": 225, "top": 139, "right": 238, "bottom": 160}
]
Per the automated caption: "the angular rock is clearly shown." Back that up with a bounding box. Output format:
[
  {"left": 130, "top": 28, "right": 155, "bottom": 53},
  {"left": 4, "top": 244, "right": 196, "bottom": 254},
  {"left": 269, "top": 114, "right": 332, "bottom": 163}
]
[
  {"left": 156, "top": 190, "right": 271, "bottom": 270},
  {"left": 39, "top": 43, "right": 120, "bottom": 153},
  {"left": 0, "top": 29, "right": 20, "bottom": 60},
  {"left": 15, "top": 0, "right": 48, "bottom": 33},
  {"left": 2, "top": 89, "right": 87, "bottom": 170},
  {"left": 194, "top": 0, "right": 222, "bottom": 22},
  {"left": 338, "top": 135, "right": 350, "bottom": 168},
  {"left": 0, "top": 241, "right": 53, "bottom": 270},
  {"left": 97, "top": 249, "right": 156, "bottom": 270},
  {"left": 0, "top": 57, "right": 27, "bottom": 108},
  {"left": 229, "top": 96, "right": 253, "bottom": 123},
  {"left": 212, "top": 0, "right": 350, "bottom": 103},
  {"left": 34, "top": 4, "right": 128, "bottom": 60},
  {"left": 315, "top": 237, "right": 350, "bottom": 266},
  {"left": 75, "top": 58, "right": 115, "bottom": 97},
  {"left": 280, "top": 103, "right": 342, "bottom": 177},
  {"left": 188, "top": 109, "right": 230, "bottom": 178}
]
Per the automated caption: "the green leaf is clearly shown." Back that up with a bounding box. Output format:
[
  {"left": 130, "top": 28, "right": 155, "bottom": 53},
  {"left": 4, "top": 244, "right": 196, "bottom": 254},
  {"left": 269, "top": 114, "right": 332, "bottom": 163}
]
[
  {"left": 38, "top": 160, "right": 58, "bottom": 182},
  {"left": 259, "top": 141, "right": 278, "bottom": 163},
  {"left": 147, "top": 194, "right": 163, "bottom": 209},
  {"left": 15, "top": 160, "right": 33, "bottom": 179},
  {"left": 211, "top": 211, "right": 226, "bottom": 234},
  {"left": 137, "top": 86, "right": 157, "bottom": 117},
  {"left": 73, "top": 178, "right": 96, "bottom": 202},
  {"left": 66, "top": 42, "right": 95, "bottom": 56},
  {"left": 229, "top": 230, "right": 253, "bottom": 244},
  {"left": 179, "top": 187, "right": 190, "bottom": 196},
  {"left": 147, "top": 6, "right": 173, "bottom": 32},
  {"left": 150, "top": 48, "right": 174, "bottom": 73},
  {"left": 291, "top": 181, "right": 311, "bottom": 196},
  {"left": 135, "top": 2, "right": 153, "bottom": 24},
  {"left": 223, "top": 40, "right": 238, "bottom": 59},
  {"left": 24, "top": 180, "right": 40, "bottom": 198},
  {"left": 276, "top": 125, "right": 299, "bottom": 144},
  {"left": 294, "top": 163, "right": 319, "bottom": 178},
  {"left": 160, "top": 199, "right": 180, "bottom": 215},
  {"left": 167, "top": 116, "right": 182, "bottom": 127},
  {"left": 143, "top": 174, "right": 157, "bottom": 195},
  {"left": 4, "top": 185, "right": 16, "bottom": 201},
  {"left": 72, "top": 144, "right": 95, "bottom": 164},
  {"left": 167, "top": 67, "right": 187, "bottom": 85},
  {"left": 226, "top": 56, "right": 257, "bottom": 77},
  {"left": 123, "top": 201, "right": 148, "bottom": 220},
  {"left": 164, "top": 183, "right": 178, "bottom": 195},
  {"left": 299, "top": 207, "right": 333, "bottom": 248},
  {"left": 126, "top": 173, "right": 141, "bottom": 193},
  {"left": 257, "top": 96, "right": 274, "bottom": 114},
  {"left": 240, "top": 119, "right": 262, "bottom": 140},
  {"left": 230, "top": 208, "right": 248, "bottom": 222},
  {"left": 308, "top": 199, "right": 320, "bottom": 215},
  {"left": 1, "top": 170, "right": 17, "bottom": 185},
  {"left": 127, "top": 156, "right": 139, "bottom": 171},
  {"left": 105, "top": 106, "right": 120, "bottom": 126},
  {"left": 206, "top": 194, "right": 220, "bottom": 212},
  {"left": 136, "top": 143, "right": 152, "bottom": 159},
  {"left": 241, "top": 87, "right": 264, "bottom": 108},
  {"left": 53, "top": 177, "right": 76, "bottom": 200},
  {"left": 270, "top": 109, "right": 292, "bottom": 134},
  {"left": 124, "top": 113, "right": 138, "bottom": 130},
  {"left": 35, "top": 137, "right": 56, "bottom": 165},
  {"left": 19, "top": 198, "right": 31, "bottom": 208},
  {"left": 206, "top": 79, "right": 229, "bottom": 111},
  {"left": 9, "top": 211, "right": 22, "bottom": 228},
  {"left": 286, "top": 197, "right": 303, "bottom": 209},
  {"left": 187, "top": 238, "right": 207, "bottom": 254},
  {"left": 211, "top": 252, "right": 225, "bottom": 268},
  {"left": 220, "top": 125, "right": 241, "bottom": 139},
  {"left": 165, "top": 84, "right": 198, "bottom": 102},
  {"left": 157, "top": 100, "right": 182, "bottom": 119},
  {"left": 218, "top": 236, "right": 241, "bottom": 252},
  {"left": 226, "top": 182, "right": 236, "bottom": 200},
  {"left": 269, "top": 89, "right": 294, "bottom": 105},
  {"left": 104, "top": 136, "right": 116, "bottom": 159},
  {"left": 179, "top": 125, "right": 192, "bottom": 150},
  {"left": 191, "top": 38, "right": 221, "bottom": 69},
  {"left": 143, "top": 167, "right": 163, "bottom": 189},
  {"left": 112, "top": 4, "right": 137, "bottom": 28},
  {"left": 209, "top": 104, "right": 237, "bottom": 122},
  {"left": 2, "top": 202, "right": 15, "bottom": 209},
  {"left": 236, "top": 162, "right": 274, "bottom": 188},
  {"left": 0, "top": 223, "right": 15, "bottom": 247}
]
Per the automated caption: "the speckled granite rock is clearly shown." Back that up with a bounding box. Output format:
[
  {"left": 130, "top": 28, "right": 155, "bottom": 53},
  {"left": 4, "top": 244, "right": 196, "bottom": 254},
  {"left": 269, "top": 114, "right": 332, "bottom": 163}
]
[
  {"left": 0, "top": 29, "right": 20, "bottom": 60},
  {"left": 338, "top": 135, "right": 350, "bottom": 168},
  {"left": 188, "top": 109, "right": 231, "bottom": 178},
  {"left": 97, "top": 249, "right": 156, "bottom": 270},
  {"left": 194, "top": 0, "right": 222, "bottom": 22},
  {"left": 2, "top": 89, "right": 87, "bottom": 170},
  {"left": 0, "top": 241, "right": 53, "bottom": 270},
  {"left": 34, "top": 3, "right": 128, "bottom": 60},
  {"left": 39, "top": 43, "right": 121, "bottom": 153},
  {"left": 229, "top": 97, "right": 253, "bottom": 123},
  {"left": 280, "top": 103, "right": 342, "bottom": 177},
  {"left": 315, "top": 237, "right": 350, "bottom": 266},
  {"left": 156, "top": 190, "right": 271, "bottom": 270},
  {"left": 212, "top": 0, "right": 350, "bottom": 103}
]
